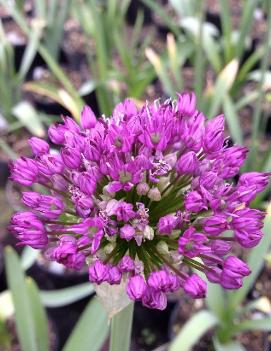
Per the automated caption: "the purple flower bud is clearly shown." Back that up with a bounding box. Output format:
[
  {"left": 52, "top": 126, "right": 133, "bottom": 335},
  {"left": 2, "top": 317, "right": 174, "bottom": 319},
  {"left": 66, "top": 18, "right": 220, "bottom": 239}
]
[
  {"left": 220, "top": 273, "right": 242, "bottom": 289},
  {"left": 48, "top": 123, "right": 66, "bottom": 144},
  {"left": 167, "top": 273, "right": 182, "bottom": 292},
  {"left": 126, "top": 275, "right": 147, "bottom": 300},
  {"left": 39, "top": 155, "right": 65, "bottom": 175},
  {"left": 120, "top": 224, "right": 135, "bottom": 241},
  {"left": 81, "top": 106, "right": 97, "bottom": 129},
  {"left": 136, "top": 182, "right": 150, "bottom": 196},
  {"left": 235, "top": 230, "right": 263, "bottom": 248},
  {"left": 177, "top": 92, "right": 196, "bottom": 117},
  {"left": 238, "top": 172, "right": 270, "bottom": 193},
  {"left": 202, "top": 214, "right": 228, "bottom": 236},
  {"left": 157, "top": 214, "right": 177, "bottom": 235},
  {"left": 29, "top": 137, "right": 50, "bottom": 156},
  {"left": 51, "top": 174, "right": 68, "bottom": 191},
  {"left": 205, "top": 267, "right": 222, "bottom": 283},
  {"left": 231, "top": 208, "right": 264, "bottom": 232},
  {"left": 184, "top": 191, "right": 207, "bottom": 212},
  {"left": 147, "top": 270, "right": 170, "bottom": 292},
  {"left": 142, "top": 287, "right": 167, "bottom": 310},
  {"left": 176, "top": 151, "right": 199, "bottom": 175},
  {"left": 10, "top": 212, "right": 48, "bottom": 249},
  {"left": 118, "top": 256, "right": 135, "bottom": 272},
  {"left": 223, "top": 256, "right": 250, "bottom": 279},
  {"left": 203, "top": 114, "right": 224, "bottom": 153},
  {"left": 183, "top": 273, "right": 207, "bottom": 298},
  {"left": 61, "top": 147, "right": 81, "bottom": 169},
  {"left": 10, "top": 157, "right": 39, "bottom": 186},
  {"left": 108, "top": 266, "right": 122, "bottom": 284},
  {"left": 211, "top": 240, "right": 231, "bottom": 256},
  {"left": 77, "top": 173, "right": 96, "bottom": 195},
  {"left": 88, "top": 260, "right": 109, "bottom": 284},
  {"left": 22, "top": 192, "right": 64, "bottom": 219}
]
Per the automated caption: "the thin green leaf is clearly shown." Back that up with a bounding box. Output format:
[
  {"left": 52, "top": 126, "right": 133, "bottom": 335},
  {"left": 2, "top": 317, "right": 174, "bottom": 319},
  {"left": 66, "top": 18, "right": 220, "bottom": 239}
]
[
  {"left": 41, "top": 283, "right": 94, "bottom": 308},
  {"left": 169, "top": 310, "right": 218, "bottom": 351},
  {"left": 236, "top": 317, "right": 271, "bottom": 332},
  {"left": 18, "top": 21, "right": 42, "bottom": 81},
  {"left": 24, "top": 81, "right": 82, "bottom": 121},
  {"left": 109, "top": 303, "right": 134, "bottom": 351},
  {"left": 223, "top": 95, "right": 243, "bottom": 144},
  {"left": 141, "top": 0, "right": 179, "bottom": 36},
  {"left": 208, "top": 59, "right": 239, "bottom": 118},
  {"left": 26, "top": 278, "right": 49, "bottom": 351},
  {"left": 206, "top": 282, "right": 227, "bottom": 321},
  {"left": 4, "top": 246, "right": 38, "bottom": 351},
  {"left": 213, "top": 338, "right": 246, "bottom": 351},
  {"left": 12, "top": 101, "right": 45, "bottom": 137},
  {"left": 63, "top": 297, "right": 109, "bottom": 351},
  {"left": 236, "top": 0, "right": 260, "bottom": 60},
  {"left": 218, "top": 0, "right": 233, "bottom": 62}
]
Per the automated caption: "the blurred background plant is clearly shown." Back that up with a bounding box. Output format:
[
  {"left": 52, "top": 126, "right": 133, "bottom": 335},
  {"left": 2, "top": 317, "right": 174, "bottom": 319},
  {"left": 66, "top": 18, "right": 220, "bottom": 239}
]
[{"left": 0, "top": 0, "right": 270, "bottom": 350}]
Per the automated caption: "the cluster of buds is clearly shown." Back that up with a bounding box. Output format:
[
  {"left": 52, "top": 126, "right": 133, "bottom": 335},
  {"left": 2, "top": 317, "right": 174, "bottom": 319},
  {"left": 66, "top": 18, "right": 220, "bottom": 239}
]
[{"left": 9, "top": 93, "right": 269, "bottom": 310}]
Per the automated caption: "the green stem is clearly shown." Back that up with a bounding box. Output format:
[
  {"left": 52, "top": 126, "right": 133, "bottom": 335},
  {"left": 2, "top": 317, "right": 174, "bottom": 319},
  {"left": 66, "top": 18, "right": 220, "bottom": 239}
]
[{"left": 109, "top": 302, "right": 134, "bottom": 351}]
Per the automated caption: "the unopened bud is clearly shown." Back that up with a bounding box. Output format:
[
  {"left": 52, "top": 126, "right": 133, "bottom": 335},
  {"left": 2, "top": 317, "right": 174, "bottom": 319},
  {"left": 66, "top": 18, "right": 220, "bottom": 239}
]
[
  {"left": 143, "top": 225, "right": 154, "bottom": 240},
  {"left": 136, "top": 182, "right": 150, "bottom": 196},
  {"left": 148, "top": 187, "right": 161, "bottom": 201},
  {"left": 156, "top": 241, "right": 169, "bottom": 255}
]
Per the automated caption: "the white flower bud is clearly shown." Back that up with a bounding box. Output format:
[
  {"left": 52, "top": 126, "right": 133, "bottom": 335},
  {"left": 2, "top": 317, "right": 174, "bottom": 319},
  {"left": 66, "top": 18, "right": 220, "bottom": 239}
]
[
  {"left": 143, "top": 225, "right": 154, "bottom": 240},
  {"left": 156, "top": 241, "right": 169, "bottom": 255},
  {"left": 148, "top": 187, "right": 161, "bottom": 201}
]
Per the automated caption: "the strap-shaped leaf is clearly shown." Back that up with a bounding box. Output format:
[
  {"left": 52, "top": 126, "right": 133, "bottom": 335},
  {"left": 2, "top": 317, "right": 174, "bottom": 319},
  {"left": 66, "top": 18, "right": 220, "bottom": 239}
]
[
  {"left": 169, "top": 310, "right": 218, "bottom": 351},
  {"left": 4, "top": 246, "right": 48, "bottom": 351},
  {"left": 26, "top": 278, "right": 49, "bottom": 351},
  {"left": 213, "top": 338, "right": 246, "bottom": 351},
  {"left": 41, "top": 283, "right": 94, "bottom": 307},
  {"left": 63, "top": 297, "right": 109, "bottom": 351},
  {"left": 109, "top": 303, "right": 134, "bottom": 351}
]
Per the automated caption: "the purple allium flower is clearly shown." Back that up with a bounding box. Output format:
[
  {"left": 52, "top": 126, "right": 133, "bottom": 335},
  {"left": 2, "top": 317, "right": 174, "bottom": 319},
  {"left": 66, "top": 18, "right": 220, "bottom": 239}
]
[
  {"left": 157, "top": 214, "right": 177, "bottom": 235},
  {"left": 183, "top": 273, "right": 207, "bottom": 298},
  {"left": 9, "top": 93, "right": 269, "bottom": 310},
  {"left": 89, "top": 260, "right": 109, "bottom": 284},
  {"left": 126, "top": 275, "right": 147, "bottom": 300},
  {"left": 10, "top": 212, "right": 48, "bottom": 249},
  {"left": 29, "top": 137, "right": 50, "bottom": 156}
]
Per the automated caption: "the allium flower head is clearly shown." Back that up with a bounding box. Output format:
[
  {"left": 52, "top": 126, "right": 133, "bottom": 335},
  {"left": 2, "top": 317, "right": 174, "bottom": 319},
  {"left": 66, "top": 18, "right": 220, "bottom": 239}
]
[{"left": 9, "top": 93, "right": 269, "bottom": 310}]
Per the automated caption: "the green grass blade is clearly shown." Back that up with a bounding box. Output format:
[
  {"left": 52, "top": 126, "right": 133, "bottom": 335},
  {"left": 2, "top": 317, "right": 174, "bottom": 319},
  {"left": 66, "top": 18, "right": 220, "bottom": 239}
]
[
  {"left": 169, "top": 310, "right": 218, "bottom": 351},
  {"left": 109, "top": 303, "right": 134, "bottom": 351},
  {"left": 218, "top": 0, "right": 233, "bottom": 62},
  {"left": 208, "top": 59, "right": 239, "bottom": 118},
  {"left": 223, "top": 95, "right": 243, "bottom": 144},
  {"left": 235, "top": 0, "right": 259, "bottom": 60},
  {"left": 236, "top": 317, "right": 271, "bottom": 332},
  {"left": 245, "top": 3, "right": 271, "bottom": 169},
  {"left": 26, "top": 278, "right": 49, "bottom": 351},
  {"left": 12, "top": 101, "right": 45, "bottom": 137},
  {"left": 41, "top": 283, "right": 94, "bottom": 307},
  {"left": 63, "top": 297, "right": 109, "bottom": 351},
  {"left": 213, "top": 338, "right": 246, "bottom": 351},
  {"left": 4, "top": 247, "right": 38, "bottom": 351}
]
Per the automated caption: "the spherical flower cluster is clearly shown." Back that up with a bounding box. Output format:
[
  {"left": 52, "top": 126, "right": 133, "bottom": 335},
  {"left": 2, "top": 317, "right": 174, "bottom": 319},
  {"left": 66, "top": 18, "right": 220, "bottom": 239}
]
[{"left": 9, "top": 93, "right": 269, "bottom": 310}]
